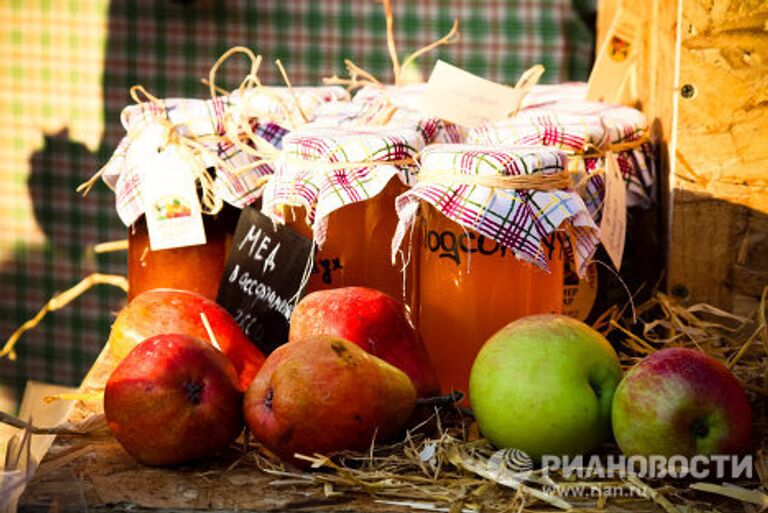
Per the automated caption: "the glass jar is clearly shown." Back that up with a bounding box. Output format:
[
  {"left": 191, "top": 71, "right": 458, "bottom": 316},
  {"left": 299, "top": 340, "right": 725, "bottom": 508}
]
[
  {"left": 285, "top": 179, "right": 418, "bottom": 318},
  {"left": 127, "top": 205, "right": 240, "bottom": 301},
  {"left": 285, "top": 202, "right": 367, "bottom": 293},
  {"left": 369, "top": 143, "right": 600, "bottom": 403},
  {"left": 267, "top": 125, "right": 425, "bottom": 318},
  {"left": 363, "top": 179, "right": 419, "bottom": 319},
  {"left": 418, "top": 204, "right": 564, "bottom": 398}
]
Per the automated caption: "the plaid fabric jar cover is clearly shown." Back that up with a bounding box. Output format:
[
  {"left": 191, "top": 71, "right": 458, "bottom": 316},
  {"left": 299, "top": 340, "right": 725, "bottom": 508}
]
[
  {"left": 468, "top": 95, "right": 656, "bottom": 221},
  {"left": 101, "top": 87, "right": 351, "bottom": 226},
  {"left": 262, "top": 124, "right": 426, "bottom": 247},
  {"left": 393, "top": 144, "right": 599, "bottom": 276},
  {"left": 310, "top": 83, "right": 465, "bottom": 145}
]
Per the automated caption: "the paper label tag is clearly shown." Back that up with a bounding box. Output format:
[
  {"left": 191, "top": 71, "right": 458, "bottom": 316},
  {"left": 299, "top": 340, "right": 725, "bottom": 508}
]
[
  {"left": 132, "top": 125, "right": 207, "bottom": 251},
  {"left": 418, "top": 60, "right": 523, "bottom": 128},
  {"left": 216, "top": 206, "right": 312, "bottom": 354},
  {"left": 586, "top": 9, "right": 641, "bottom": 103},
  {"left": 599, "top": 152, "right": 627, "bottom": 270}
]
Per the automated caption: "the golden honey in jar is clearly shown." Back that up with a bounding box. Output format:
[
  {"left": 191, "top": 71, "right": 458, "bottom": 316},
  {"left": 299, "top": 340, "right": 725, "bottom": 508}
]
[
  {"left": 127, "top": 205, "right": 239, "bottom": 301},
  {"left": 394, "top": 144, "right": 599, "bottom": 398},
  {"left": 284, "top": 202, "right": 366, "bottom": 293},
  {"left": 363, "top": 178, "right": 419, "bottom": 317},
  {"left": 418, "top": 204, "right": 564, "bottom": 397}
]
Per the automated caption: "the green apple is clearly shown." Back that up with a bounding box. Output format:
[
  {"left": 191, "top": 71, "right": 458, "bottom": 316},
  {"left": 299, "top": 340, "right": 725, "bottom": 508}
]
[
  {"left": 612, "top": 347, "right": 752, "bottom": 457},
  {"left": 469, "top": 314, "right": 622, "bottom": 459}
]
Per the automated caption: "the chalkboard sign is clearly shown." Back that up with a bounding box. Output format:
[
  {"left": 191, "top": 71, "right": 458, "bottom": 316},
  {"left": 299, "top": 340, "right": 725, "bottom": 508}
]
[{"left": 216, "top": 206, "right": 313, "bottom": 354}]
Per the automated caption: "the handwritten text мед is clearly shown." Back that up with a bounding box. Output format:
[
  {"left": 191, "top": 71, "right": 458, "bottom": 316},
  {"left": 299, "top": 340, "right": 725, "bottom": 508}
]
[{"left": 237, "top": 225, "right": 281, "bottom": 275}]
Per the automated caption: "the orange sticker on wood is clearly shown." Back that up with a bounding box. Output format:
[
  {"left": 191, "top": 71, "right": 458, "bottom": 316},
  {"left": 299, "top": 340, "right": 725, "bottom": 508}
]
[{"left": 587, "top": 9, "right": 641, "bottom": 103}]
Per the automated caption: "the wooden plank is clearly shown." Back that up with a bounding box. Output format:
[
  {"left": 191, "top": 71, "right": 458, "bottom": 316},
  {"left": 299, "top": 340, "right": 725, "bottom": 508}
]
[
  {"left": 1, "top": 382, "right": 76, "bottom": 513},
  {"left": 19, "top": 436, "right": 407, "bottom": 513},
  {"left": 598, "top": 0, "right": 768, "bottom": 312},
  {"left": 668, "top": 0, "right": 768, "bottom": 312}
]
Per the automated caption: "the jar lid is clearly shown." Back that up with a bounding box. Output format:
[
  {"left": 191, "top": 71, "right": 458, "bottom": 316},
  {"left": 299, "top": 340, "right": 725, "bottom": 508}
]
[
  {"left": 392, "top": 144, "right": 599, "bottom": 276},
  {"left": 262, "top": 125, "right": 425, "bottom": 247},
  {"left": 229, "top": 85, "right": 350, "bottom": 129},
  {"left": 468, "top": 98, "right": 656, "bottom": 217},
  {"left": 419, "top": 143, "right": 568, "bottom": 179},
  {"left": 282, "top": 125, "right": 423, "bottom": 165},
  {"left": 520, "top": 82, "right": 588, "bottom": 109},
  {"left": 100, "top": 89, "right": 349, "bottom": 227},
  {"left": 353, "top": 83, "right": 427, "bottom": 110},
  {"left": 350, "top": 84, "right": 465, "bottom": 144},
  {"left": 468, "top": 100, "right": 647, "bottom": 152}
]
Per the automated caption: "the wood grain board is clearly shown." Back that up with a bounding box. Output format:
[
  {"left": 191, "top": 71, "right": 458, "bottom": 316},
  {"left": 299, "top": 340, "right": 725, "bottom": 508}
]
[
  {"left": 18, "top": 436, "right": 405, "bottom": 513},
  {"left": 597, "top": 0, "right": 768, "bottom": 314}
]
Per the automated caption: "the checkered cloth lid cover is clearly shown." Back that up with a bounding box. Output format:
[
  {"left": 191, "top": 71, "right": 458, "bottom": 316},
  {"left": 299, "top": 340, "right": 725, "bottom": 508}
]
[
  {"left": 468, "top": 97, "right": 656, "bottom": 217},
  {"left": 520, "top": 82, "right": 589, "bottom": 109},
  {"left": 101, "top": 86, "right": 349, "bottom": 227},
  {"left": 316, "top": 83, "right": 466, "bottom": 145},
  {"left": 262, "top": 124, "right": 425, "bottom": 247},
  {"left": 393, "top": 143, "right": 599, "bottom": 276},
  {"left": 228, "top": 85, "right": 350, "bottom": 129},
  {"left": 360, "top": 83, "right": 466, "bottom": 144}
]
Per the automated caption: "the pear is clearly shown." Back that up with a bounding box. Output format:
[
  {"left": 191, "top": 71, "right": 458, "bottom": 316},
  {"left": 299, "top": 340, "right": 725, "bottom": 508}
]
[
  {"left": 108, "top": 288, "right": 266, "bottom": 391},
  {"left": 243, "top": 335, "right": 416, "bottom": 464},
  {"left": 290, "top": 287, "right": 439, "bottom": 397},
  {"left": 105, "top": 334, "right": 243, "bottom": 466}
]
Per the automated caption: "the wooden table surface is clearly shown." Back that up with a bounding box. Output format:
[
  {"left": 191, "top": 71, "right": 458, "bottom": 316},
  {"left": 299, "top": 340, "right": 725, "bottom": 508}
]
[
  {"left": 19, "top": 433, "right": 758, "bottom": 513},
  {"left": 19, "top": 434, "right": 405, "bottom": 513}
]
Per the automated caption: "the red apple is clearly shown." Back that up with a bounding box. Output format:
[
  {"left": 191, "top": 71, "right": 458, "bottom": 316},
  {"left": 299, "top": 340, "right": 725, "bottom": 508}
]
[
  {"left": 108, "top": 288, "right": 266, "bottom": 391},
  {"left": 104, "top": 334, "right": 243, "bottom": 466},
  {"left": 244, "top": 335, "right": 416, "bottom": 465},
  {"left": 612, "top": 347, "right": 752, "bottom": 457},
  {"left": 289, "top": 287, "right": 439, "bottom": 397}
]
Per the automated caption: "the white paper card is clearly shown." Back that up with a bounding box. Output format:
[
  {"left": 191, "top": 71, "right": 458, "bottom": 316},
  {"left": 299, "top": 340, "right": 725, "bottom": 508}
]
[
  {"left": 599, "top": 152, "right": 627, "bottom": 270},
  {"left": 132, "top": 125, "right": 207, "bottom": 251},
  {"left": 418, "top": 60, "right": 523, "bottom": 128}
]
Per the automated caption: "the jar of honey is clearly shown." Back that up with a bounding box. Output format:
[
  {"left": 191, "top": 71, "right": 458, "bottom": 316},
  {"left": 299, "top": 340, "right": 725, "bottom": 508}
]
[
  {"left": 393, "top": 144, "right": 600, "bottom": 398},
  {"left": 262, "top": 125, "right": 425, "bottom": 311},
  {"left": 467, "top": 97, "right": 656, "bottom": 320},
  {"left": 288, "top": 86, "right": 463, "bottom": 313},
  {"left": 127, "top": 204, "right": 240, "bottom": 301},
  {"left": 101, "top": 89, "right": 354, "bottom": 303}
]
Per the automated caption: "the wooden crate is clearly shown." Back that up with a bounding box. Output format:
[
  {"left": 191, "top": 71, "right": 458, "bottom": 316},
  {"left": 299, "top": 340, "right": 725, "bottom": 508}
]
[{"left": 597, "top": 0, "right": 768, "bottom": 315}]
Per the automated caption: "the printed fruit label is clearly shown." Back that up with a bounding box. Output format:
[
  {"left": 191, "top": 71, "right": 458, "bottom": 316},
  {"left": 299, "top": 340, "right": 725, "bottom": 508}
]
[
  {"left": 130, "top": 124, "right": 207, "bottom": 251},
  {"left": 153, "top": 196, "right": 192, "bottom": 220}
]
